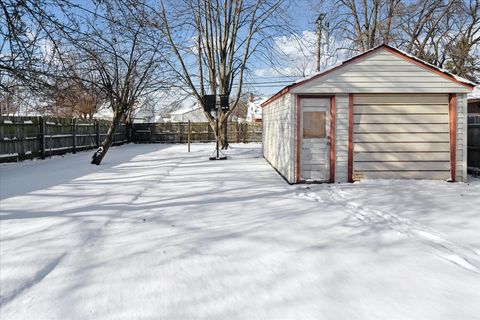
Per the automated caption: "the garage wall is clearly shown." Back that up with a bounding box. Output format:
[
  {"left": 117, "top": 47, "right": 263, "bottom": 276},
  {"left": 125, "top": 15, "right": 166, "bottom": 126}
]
[
  {"left": 335, "top": 94, "right": 349, "bottom": 182},
  {"left": 457, "top": 94, "right": 467, "bottom": 182},
  {"left": 352, "top": 94, "right": 451, "bottom": 180},
  {"left": 262, "top": 93, "right": 295, "bottom": 183},
  {"left": 290, "top": 48, "right": 471, "bottom": 94}
]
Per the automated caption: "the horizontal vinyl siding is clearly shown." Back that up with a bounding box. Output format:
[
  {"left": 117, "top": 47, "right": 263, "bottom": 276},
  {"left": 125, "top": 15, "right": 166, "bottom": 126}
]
[
  {"left": 354, "top": 94, "right": 450, "bottom": 104},
  {"left": 354, "top": 171, "right": 451, "bottom": 179},
  {"left": 354, "top": 114, "right": 448, "bottom": 123},
  {"left": 353, "top": 94, "right": 451, "bottom": 180},
  {"left": 354, "top": 123, "right": 450, "bottom": 133},
  {"left": 262, "top": 93, "right": 295, "bottom": 183},
  {"left": 354, "top": 152, "right": 450, "bottom": 162},
  {"left": 290, "top": 49, "right": 470, "bottom": 94},
  {"left": 354, "top": 133, "right": 450, "bottom": 142},
  {"left": 354, "top": 142, "right": 450, "bottom": 152}
]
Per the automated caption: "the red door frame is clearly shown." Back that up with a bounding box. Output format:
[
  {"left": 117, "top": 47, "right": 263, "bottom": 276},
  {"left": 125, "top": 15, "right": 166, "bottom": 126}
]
[
  {"left": 348, "top": 94, "right": 354, "bottom": 182},
  {"left": 296, "top": 95, "right": 336, "bottom": 183}
]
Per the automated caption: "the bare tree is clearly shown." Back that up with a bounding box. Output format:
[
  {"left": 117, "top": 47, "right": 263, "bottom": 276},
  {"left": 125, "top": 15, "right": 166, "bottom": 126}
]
[
  {"left": 153, "top": 0, "right": 290, "bottom": 148},
  {"left": 309, "top": 0, "right": 479, "bottom": 81},
  {"left": 310, "top": 0, "right": 402, "bottom": 54},
  {"left": 0, "top": 0, "right": 75, "bottom": 94},
  {"left": 44, "top": 56, "right": 105, "bottom": 118},
  {"left": 58, "top": 0, "right": 169, "bottom": 164},
  {"left": 445, "top": 0, "right": 480, "bottom": 80}
]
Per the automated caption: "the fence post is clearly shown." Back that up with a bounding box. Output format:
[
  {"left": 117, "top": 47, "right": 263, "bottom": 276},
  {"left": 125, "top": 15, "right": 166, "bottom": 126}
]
[
  {"left": 39, "top": 116, "right": 46, "bottom": 159},
  {"left": 127, "top": 122, "right": 131, "bottom": 143},
  {"left": 187, "top": 120, "right": 191, "bottom": 152},
  {"left": 95, "top": 120, "right": 100, "bottom": 147},
  {"left": 72, "top": 118, "right": 77, "bottom": 154}
]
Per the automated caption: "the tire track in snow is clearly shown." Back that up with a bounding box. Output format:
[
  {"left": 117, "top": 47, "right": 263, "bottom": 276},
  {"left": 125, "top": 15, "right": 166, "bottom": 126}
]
[{"left": 297, "top": 186, "right": 480, "bottom": 274}]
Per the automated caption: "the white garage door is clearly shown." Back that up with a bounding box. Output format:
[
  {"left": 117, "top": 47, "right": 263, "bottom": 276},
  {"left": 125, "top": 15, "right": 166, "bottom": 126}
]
[{"left": 353, "top": 94, "right": 451, "bottom": 180}]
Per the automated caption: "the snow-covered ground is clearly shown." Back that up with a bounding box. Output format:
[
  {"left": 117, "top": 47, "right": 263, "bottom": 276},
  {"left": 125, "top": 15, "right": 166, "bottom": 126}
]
[{"left": 1, "top": 143, "right": 479, "bottom": 319}]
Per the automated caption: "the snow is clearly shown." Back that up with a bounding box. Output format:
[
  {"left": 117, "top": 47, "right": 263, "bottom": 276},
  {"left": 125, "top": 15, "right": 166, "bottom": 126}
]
[
  {"left": 169, "top": 102, "right": 208, "bottom": 122},
  {"left": 170, "top": 102, "right": 200, "bottom": 115},
  {"left": 94, "top": 106, "right": 114, "bottom": 120},
  {"left": 468, "top": 86, "right": 480, "bottom": 100},
  {"left": 0, "top": 153, "right": 18, "bottom": 159},
  {"left": 1, "top": 144, "right": 480, "bottom": 319}
]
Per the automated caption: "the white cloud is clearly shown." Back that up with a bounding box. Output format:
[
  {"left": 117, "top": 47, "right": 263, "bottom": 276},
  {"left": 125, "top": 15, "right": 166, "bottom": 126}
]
[{"left": 254, "top": 30, "right": 345, "bottom": 79}]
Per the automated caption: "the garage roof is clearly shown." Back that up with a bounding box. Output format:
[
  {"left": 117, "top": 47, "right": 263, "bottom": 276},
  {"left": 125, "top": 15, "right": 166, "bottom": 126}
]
[{"left": 261, "top": 44, "right": 476, "bottom": 107}]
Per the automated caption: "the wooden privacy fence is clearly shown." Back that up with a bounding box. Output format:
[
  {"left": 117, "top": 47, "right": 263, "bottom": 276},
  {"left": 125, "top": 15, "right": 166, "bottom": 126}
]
[
  {"left": 0, "top": 116, "right": 128, "bottom": 163},
  {"left": 468, "top": 115, "right": 480, "bottom": 170},
  {"left": 132, "top": 122, "right": 262, "bottom": 144},
  {"left": 0, "top": 117, "right": 262, "bottom": 163}
]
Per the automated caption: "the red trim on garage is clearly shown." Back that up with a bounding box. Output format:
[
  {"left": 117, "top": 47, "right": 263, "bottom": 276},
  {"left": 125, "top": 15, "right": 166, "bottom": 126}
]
[
  {"left": 348, "top": 94, "right": 354, "bottom": 183},
  {"left": 261, "top": 45, "right": 474, "bottom": 108},
  {"left": 330, "top": 96, "right": 336, "bottom": 182},
  {"left": 296, "top": 95, "right": 301, "bottom": 183},
  {"left": 449, "top": 94, "right": 457, "bottom": 182}
]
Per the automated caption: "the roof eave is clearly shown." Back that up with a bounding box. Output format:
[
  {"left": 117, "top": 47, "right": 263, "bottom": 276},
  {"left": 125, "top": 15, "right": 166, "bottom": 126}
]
[{"left": 261, "top": 44, "right": 476, "bottom": 107}]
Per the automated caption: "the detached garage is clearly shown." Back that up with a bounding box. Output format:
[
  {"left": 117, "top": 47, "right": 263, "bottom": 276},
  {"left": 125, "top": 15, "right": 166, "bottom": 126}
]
[{"left": 261, "top": 44, "right": 475, "bottom": 183}]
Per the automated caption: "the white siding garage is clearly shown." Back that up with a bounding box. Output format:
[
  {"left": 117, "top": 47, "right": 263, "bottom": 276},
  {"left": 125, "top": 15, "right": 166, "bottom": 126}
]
[
  {"left": 262, "top": 93, "right": 295, "bottom": 182},
  {"left": 352, "top": 94, "right": 451, "bottom": 180},
  {"left": 261, "top": 45, "right": 475, "bottom": 183}
]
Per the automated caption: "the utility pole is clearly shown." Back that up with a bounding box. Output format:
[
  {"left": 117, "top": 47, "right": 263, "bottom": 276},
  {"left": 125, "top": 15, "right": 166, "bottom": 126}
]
[{"left": 316, "top": 13, "right": 326, "bottom": 72}]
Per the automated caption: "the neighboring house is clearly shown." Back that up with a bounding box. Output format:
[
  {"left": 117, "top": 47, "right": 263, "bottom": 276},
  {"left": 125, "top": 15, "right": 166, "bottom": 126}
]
[
  {"left": 261, "top": 44, "right": 475, "bottom": 184},
  {"left": 133, "top": 110, "right": 164, "bottom": 123},
  {"left": 467, "top": 86, "right": 480, "bottom": 114},
  {"left": 93, "top": 106, "right": 114, "bottom": 120},
  {"left": 169, "top": 102, "right": 208, "bottom": 122},
  {"left": 93, "top": 107, "right": 164, "bottom": 123},
  {"left": 131, "top": 116, "right": 163, "bottom": 123},
  {"left": 246, "top": 95, "right": 267, "bottom": 123}
]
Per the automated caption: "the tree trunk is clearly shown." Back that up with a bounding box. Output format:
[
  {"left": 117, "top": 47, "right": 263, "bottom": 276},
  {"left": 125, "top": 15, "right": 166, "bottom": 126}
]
[
  {"left": 221, "top": 121, "right": 229, "bottom": 149},
  {"left": 91, "top": 111, "right": 123, "bottom": 165}
]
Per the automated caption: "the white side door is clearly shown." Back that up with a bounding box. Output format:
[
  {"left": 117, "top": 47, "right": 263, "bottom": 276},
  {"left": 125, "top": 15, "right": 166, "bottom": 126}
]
[{"left": 300, "top": 98, "right": 330, "bottom": 181}]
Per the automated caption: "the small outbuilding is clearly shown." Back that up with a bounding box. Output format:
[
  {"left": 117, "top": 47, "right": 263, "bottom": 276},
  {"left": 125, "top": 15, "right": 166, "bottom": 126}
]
[{"left": 261, "top": 44, "right": 476, "bottom": 183}]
